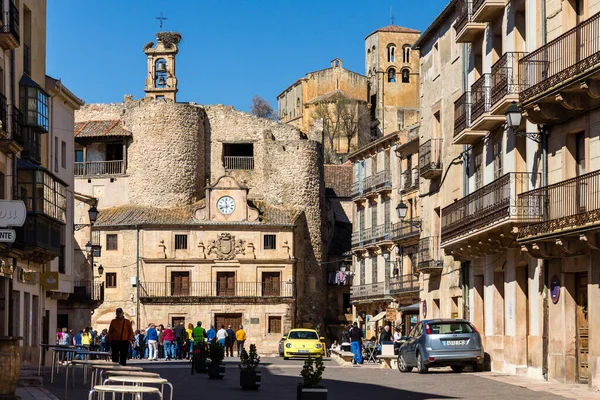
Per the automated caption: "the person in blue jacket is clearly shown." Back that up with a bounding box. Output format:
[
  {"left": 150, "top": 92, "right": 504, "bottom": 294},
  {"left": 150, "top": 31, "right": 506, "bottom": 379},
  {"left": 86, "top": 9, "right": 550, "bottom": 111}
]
[{"left": 206, "top": 325, "right": 217, "bottom": 343}]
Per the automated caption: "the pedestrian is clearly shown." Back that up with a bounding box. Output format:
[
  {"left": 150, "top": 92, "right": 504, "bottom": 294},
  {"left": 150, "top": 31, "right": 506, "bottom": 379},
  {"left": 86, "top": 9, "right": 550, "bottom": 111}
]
[
  {"left": 163, "top": 324, "right": 175, "bottom": 360},
  {"left": 108, "top": 307, "right": 134, "bottom": 366},
  {"left": 216, "top": 325, "right": 227, "bottom": 347},
  {"left": 341, "top": 325, "right": 351, "bottom": 352},
  {"left": 349, "top": 322, "right": 364, "bottom": 365},
  {"left": 174, "top": 321, "right": 186, "bottom": 360},
  {"left": 132, "top": 330, "right": 141, "bottom": 359},
  {"left": 225, "top": 325, "right": 235, "bottom": 357},
  {"left": 186, "top": 323, "right": 194, "bottom": 360},
  {"left": 393, "top": 326, "right": 403, "bottom": 353},
  {"left": 206, "top": 325, "right": 216, "bottom": 343},
  {"left": 157, "top": 324, "right": 164, "bottom": 359},
  {"left": 235, "top": 325, "right": 246, "bottom": 356},
  {"left": 192, "top": 322, "right": 206, "bottom": 372},
  {"left": 58, "top": 327, "right": 70, "bottom": 364},
  {"left": 100, "top": 329, "right": 109, "bottom": 352},
  {"left": 147, "top": 323, "right": 158, "bottom": 361}
]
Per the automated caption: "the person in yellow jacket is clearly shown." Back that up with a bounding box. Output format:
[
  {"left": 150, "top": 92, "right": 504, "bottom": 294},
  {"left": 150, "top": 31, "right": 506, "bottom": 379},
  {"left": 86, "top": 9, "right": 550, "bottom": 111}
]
[
  {"left": 81, "top": 327, "right": 92, "bottom": 349},
  {"left": 108, "top": 307, "right": 134, "bottom": 365},
  {"left": 235, "top": 325, "right": 247, "bottom": 357}
]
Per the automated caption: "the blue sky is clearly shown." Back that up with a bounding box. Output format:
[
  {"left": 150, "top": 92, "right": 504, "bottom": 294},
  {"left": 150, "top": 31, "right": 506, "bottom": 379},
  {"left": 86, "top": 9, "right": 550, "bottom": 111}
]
[{"left": 47, "top": 0, "right": 450, "bottom": 112}]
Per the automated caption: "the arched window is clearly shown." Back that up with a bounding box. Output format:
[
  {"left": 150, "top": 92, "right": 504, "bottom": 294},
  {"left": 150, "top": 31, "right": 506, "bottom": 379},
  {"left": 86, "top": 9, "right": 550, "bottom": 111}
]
[
  {"left": 296, "top": 97, "right": 301, "bottom": 114},
  {"left": 401, "top": 69, "right": 410, "bottom": 83},
  {"left": 403, "top": 45, "right": 411, "bottom": 63},
  {"left": 154, "top": 58, "right": 167, "bottom": 88},
  {"left": 388, "top": 68, "right": 396, "bottom": 83},
  {"left": 387, "top": 44, "right": 396, "bottom": 62},
  {"left": 371, "top": 46, "right": 376, "bottom": 64}
]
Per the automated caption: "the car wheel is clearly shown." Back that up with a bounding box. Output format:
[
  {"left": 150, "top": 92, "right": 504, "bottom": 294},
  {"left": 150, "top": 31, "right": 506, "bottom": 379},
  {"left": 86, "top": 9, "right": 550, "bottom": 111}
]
[
  {"left": 472, "top": 362, "right": 483, "bottom": 372},
  {"left": 398, "top": 353, "right": 413, "bottom": 373},
  {"left": 283, "top": 356, "right": 289, "bottom": 360},
  {"left": 451, "top": 365, "right": 465, "bottom": 373},
  {"left": 416, "top": 352, "right": 428, "bottom": 374}
]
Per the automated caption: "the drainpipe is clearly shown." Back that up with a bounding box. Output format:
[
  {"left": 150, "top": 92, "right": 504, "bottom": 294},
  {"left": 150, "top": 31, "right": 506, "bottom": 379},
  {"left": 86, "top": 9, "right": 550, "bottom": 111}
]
[
  {"left": 135, "top": 225, "right": 140, "bottom": 329},
  {"left": 462, "top": 43, "right": 469, "bottom": 197}
]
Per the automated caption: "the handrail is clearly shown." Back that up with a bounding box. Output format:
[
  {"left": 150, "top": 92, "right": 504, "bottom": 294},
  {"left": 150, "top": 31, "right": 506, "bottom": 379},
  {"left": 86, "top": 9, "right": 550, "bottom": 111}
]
[
  {"left": 454, "top": 92, "right": 471, "bottom": 135},
  {"left": 491, "top": 52, "right": 528, "bottom": 105},
  {"left": 139, "top": 281, "right": 293, "bottom": 297}
]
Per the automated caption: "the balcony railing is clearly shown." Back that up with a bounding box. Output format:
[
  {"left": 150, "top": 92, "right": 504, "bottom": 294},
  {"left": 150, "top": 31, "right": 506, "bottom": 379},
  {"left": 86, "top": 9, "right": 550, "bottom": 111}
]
[
  {"left": 419, "top": 139, "right": 443, "bottom": 178},
  {"left": 455, "top": 0, "right": 474, "bottom": 34},
  {"left": 9, "top": 105, "right": 22, "bottom": 144},
  {"left": 519, "top": 11, "right": 600, "bottom": 104},
  {"left": 389, "top": 275, "right": 419, "bottom": 294},
  {"left": 224, "top": 156, "right": 254, "bottom": 170},
  {"left": 351, "top": 282, "right": 389, "bottom": 301},
  {"left": 140, "top": 281, "right": 293, "bottom": 299},
  {"left": 418, "top": 236, "right": 441, "bottom": 272},
  {"left": 372, "top": 223, "right": 391, "bottom": 242},
  {"left": 352, "top": 170, "right": 391, "bottom": 198},
  {"left": 0, "top": 2, "right": 20, "bottom": 49},
  {"left": 14, "top": 214, "right": 62, "bottom": 256},
  {"left": 351, "top": 180, "right": 364, "bottom": 197},
  {"left": 69, "top": 281, "right": 105, "bottom": 302},
  {"left": 0, "top": 93, "right": 6, "bottom": 135},
  {"left": 74, "top": 160, "right": 124, "bottom": 176},
  {"left": 491, "top": 52, "right": 528, "bottom": 107},
  {"left": 518, "top": 169, "right": 600, "bottom": 239},
  {"left": 401, "top": 168, "right": 419, "bottom": 192},
  {"left": 471, "top": 74, "right": 492, "bottom": 122},
  {"left": 454, "top": 91, "right": 471, "bottom": 136},
  {"left": 391, "top": 220, "right": 421, "bottom": 241},
  {"left": 352, "top": 225, "right": 391, "bottom": 248},
  {"left": 441, "top": 172, "right": 540, "bottom": 243}
]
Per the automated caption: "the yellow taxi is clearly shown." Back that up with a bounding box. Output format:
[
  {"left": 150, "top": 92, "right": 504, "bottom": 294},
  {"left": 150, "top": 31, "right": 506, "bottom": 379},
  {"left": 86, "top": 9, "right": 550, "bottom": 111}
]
[{"left": 282, "top": 328, "right": 325, "bottom": 359}]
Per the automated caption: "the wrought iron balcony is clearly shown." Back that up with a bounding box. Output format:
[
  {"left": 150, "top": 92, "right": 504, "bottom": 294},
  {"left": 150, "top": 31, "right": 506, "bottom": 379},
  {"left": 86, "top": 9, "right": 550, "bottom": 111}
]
[
  {"left": 455, "top": 0, "right": 486, "bottom": 43},
  {"left": 389, "top": 275, "right": 419, "bottom": 295},
  {"left": 417, "top": 236, "right": 442, "bottom": 274},
  {"left": 68, "top": 281, "right": 105, "bottom": 303},
  {"left": 453, "top": 91, "right": 486, "bottom": 144},
  {"left": 419, "top": 139, "right": 443, "bottom": 179},
  {"left": 470, "top": 74, "right": 505, "bottom": 130},
  {"left": 400, "top": 168, "right": 419, "bottom": 193},
  {"left": 351, "top": 180, "right": 364, "bottom": 198},
  {"left": 519, "top": 11, "right": 600, "bottom": 106},
  {"left": 223, "top": 156, "right": 254, "bottom": 170},
  {"left": 441, "top": 172, "right": 541, "bottom": 244},
  {"left": 352, "top": 170, "right": 391, "bottom": 199},
  {"left": 14, "top": 214, "right": 62, "bottom": 261},
  {"left": 472, "top": 0, "right": 507, "bottom": 23},
  {"left": 0, "top": 2, "right": 20, "bottom": 50},
  {"left": 490, "top": 52, "right": 528, "bottom": 115},
  {"left": 139, "top": 281, "right": 293, "bottom": 303},
  {"left": 391, "top": 220, "right": 421, "bottom": 242},
  {"left": 352, "top": 225, "right": 391, "bottom": 249},
  {"left": 351, "top": 282, "right": 389, "bottom": 301},
  {"left": 75, "top": 160, "right": 125, "bottom": 176},
  {"left": 518, "top": 169, "right": 600, "bottom": 240}
]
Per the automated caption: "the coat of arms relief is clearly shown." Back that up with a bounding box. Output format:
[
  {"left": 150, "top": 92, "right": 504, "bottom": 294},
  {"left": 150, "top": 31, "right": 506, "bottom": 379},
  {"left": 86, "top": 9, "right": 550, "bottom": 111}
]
[{"left": 206, "top": 233, "right": 245, "bottom": 260}]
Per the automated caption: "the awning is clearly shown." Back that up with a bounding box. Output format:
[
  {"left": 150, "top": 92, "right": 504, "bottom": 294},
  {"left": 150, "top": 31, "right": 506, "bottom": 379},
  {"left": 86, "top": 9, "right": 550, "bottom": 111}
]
[
  {"left": 400, "top": 303, "right": 420, "bottom": 312},
  {"left": 369, "top": 311, "right": 387, "bottom": 324}
]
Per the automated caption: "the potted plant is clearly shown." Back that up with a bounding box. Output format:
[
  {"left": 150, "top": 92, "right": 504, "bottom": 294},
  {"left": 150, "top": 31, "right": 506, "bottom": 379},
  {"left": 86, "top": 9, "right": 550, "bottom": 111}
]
[
  {"left": 297, "top": 356, "right": 327, "bottom": 400},
  {"left": 207, "top": 341, "right": 225, "bottom": 379},
  {"left": 239, "top": 344, "right": 261, "bottom": 389},
  {"left": 191, "top": 342, "right": 208, "bottom": 374}
]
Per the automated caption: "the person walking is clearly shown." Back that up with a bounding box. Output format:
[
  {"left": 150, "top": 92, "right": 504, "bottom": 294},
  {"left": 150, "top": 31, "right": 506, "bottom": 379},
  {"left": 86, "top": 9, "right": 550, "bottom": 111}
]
[
  {"left": 349, "top": 322, "right": 364, "bottom": 365},
  {"left": 174, "top": 321, "right": 186, "bottom": 360},
  {"left": 157, "top": 325, "right": 164, "bottom": 359},
  {"left": 191, "top": 322, "right": 206, "bottom": 372},
  {"left": 163, "top": 324, "right": 175, "bottom": 360},
  {"left": 235, "top": 325, "right": 246, "bottom": 356},
  {"left": 147, "top": 323, "right": 158, "bottom": 361},
  {"left": 186, "top": 323, "right": 194, "bottom": 360},
  {"left": 108, "top": 308, "right": 134, "bottom": 366},
  {"left": 216, "top": 325, "right": 227, "bottom": 348},
  {"left": 225, "top": 325, "right": 235, "bottom": 357},
  {"left": 206, "top": 325, "right": 216, "bottom": 343}
]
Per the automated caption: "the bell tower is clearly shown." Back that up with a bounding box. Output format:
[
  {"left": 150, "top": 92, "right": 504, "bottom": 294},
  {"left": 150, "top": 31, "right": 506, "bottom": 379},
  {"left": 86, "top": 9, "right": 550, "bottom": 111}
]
[{"left": 143, "top": 32, "right": 181, "bottom": 101}]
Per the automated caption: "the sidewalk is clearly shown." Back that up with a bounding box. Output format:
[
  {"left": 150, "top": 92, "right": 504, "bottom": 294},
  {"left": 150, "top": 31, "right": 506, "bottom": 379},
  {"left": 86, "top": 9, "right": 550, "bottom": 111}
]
[
  {"left": 14, "top": 387, "right": 59, "bottom": 400},
  {"left": 479, "top": 372, "right": 600, "bottom": 400}
]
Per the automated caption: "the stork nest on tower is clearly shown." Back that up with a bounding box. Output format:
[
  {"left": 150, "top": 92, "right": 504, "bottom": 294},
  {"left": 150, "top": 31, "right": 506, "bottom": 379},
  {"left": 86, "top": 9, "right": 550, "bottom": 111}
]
[{"left": 156, "top": 31, "right": 182, "bottom": 48}]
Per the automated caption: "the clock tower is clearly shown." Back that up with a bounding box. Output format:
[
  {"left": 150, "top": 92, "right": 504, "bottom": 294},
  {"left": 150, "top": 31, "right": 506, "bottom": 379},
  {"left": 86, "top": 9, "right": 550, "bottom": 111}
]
[{"left": 194, "top": 176, "right": 260, "bottom": 223}]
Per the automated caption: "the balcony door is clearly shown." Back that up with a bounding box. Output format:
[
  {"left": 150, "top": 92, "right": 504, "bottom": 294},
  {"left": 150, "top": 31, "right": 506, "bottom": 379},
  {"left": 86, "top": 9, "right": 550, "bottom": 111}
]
[
  {"left": 576, "top": 272, "right": 588, "bottom": 384},
  {"left": 171, "top": 271, "right": 189, "bottom": 296},
  {"left": 262, "top": 272, "right": 281, "bottom": 296},
  {"left": 217, "top": 272, "right": 235, "bottom": 296},
  {"left": 575, "top": 132, "right": 587, "bottom": 212}
]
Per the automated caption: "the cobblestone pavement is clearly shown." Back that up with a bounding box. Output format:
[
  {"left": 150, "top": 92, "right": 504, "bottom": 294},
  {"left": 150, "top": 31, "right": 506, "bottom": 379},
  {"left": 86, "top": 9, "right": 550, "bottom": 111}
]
[{"left": 38, "top": 357, "right": 600, "bottom": 400}]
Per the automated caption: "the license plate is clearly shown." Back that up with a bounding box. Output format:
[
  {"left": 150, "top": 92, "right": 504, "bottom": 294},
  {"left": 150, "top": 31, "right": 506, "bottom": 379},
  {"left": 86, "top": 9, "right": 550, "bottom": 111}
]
[
  {"left": 298, "top": 350, "right": 309, "bottom": 353},
  {"left": 446, "top": 340, "right": 466, "bottom": 346}
]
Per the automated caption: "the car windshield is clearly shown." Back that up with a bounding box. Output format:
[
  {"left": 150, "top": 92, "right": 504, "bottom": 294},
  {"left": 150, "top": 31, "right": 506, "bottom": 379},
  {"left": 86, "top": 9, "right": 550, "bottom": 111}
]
[
  {"left": 288, "top": 331, "right": 318, "bottom": 340},
  {"left": 427, "top": 322, "right": 474, "bottom": 334}
]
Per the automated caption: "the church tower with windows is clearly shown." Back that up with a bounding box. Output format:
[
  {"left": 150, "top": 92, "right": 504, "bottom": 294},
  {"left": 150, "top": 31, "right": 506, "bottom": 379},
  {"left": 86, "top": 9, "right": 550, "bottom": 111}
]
[
  {"left": 143, "top": 32, "right": 181, "bottom": 101},
  {"left": 365, "top": 25, "right": 420, "bottom": 136}
]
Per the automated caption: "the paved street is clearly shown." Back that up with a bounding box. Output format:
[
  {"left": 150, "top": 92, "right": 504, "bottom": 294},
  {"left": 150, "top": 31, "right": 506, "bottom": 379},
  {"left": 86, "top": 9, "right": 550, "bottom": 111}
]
[{"left": 39, "top": 357, "right": 595, "bottom": 400}]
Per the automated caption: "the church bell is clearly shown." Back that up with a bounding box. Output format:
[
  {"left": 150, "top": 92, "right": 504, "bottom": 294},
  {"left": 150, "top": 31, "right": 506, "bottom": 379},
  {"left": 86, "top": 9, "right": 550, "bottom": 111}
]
[
  {"left": 157, "top": 76, "right": 167, "bottom": 86},
  {"left": 156, "top": 61, "right": 167, "bottom": 73}
]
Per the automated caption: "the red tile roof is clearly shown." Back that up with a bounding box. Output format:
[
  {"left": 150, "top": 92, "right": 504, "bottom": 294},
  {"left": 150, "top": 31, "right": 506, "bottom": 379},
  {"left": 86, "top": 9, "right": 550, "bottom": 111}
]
[
  {"left": 74, "top": 120, "right": 132, "bottom": 138},
  {"left": 366, "top": 25, "right": 420, "bottom": 39},
  {"left": 324, "top": 164, "right": 353, "bottom": 198}
]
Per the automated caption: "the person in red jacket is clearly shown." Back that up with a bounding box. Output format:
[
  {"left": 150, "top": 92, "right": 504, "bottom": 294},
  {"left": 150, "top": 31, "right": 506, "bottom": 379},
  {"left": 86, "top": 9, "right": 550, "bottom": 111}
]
[
  {"left": 162, "top": 324, "right": 175, "bottom": 361},
  {"left": 107, "top": 308, "right": 134, "bottom": 366}
]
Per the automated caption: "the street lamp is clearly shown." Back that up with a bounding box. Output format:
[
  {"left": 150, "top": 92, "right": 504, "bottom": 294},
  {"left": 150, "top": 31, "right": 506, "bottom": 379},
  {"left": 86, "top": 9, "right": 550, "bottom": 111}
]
[
  {"left": 97, "top": 264, "right": 104, "bottom": 276},
  {"left": 396, "top": 201, "right": 422, "bottom": 228},
  {"left": 88, "top": 205, "right": 99, "bottom": 224},
  {"left": 504, "top": 102, "right": 542, "bottom": 143},
  {"left": 85, "top": 241, "right": 93, "bottom": 253}
]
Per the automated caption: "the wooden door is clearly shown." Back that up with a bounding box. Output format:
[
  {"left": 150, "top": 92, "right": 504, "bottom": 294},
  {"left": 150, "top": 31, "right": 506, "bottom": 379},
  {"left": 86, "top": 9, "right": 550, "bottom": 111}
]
[
  {"left": 217, "top": 272, "right": 235, "bottom": 296},
  {"left": 172, "top": 316, "right": 185, "bottom": 327},
  {"left": 214, "top": 313, "right": 242, "bottom": 330},
  {"left": 577, "top": 273, "right": 589, "bottom": 384},
  {"left": 171, "top": 272, "right": 190, "bottom": 296},
  {"left": 262, "top": 272, "right": 281, "bottom": 296}
]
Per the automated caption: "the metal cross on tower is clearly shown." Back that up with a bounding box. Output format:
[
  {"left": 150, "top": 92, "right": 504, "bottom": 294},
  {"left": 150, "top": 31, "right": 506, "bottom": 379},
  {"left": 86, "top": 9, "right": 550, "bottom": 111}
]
[
  {"left": 156, "top": 12, "right": 167, "bottom": 30},
  {"left": 390, "top": 6, "right": 395, "bottom": 25}
]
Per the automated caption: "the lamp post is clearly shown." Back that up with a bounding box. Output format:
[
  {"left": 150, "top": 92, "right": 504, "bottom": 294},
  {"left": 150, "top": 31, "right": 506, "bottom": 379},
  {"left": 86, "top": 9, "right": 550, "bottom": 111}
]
[
  {"left": 395, "top": 201, "right": 422, "bottom": 228},
  {"left": 76, "top": 203, "right": 103, "bottom": 283}
]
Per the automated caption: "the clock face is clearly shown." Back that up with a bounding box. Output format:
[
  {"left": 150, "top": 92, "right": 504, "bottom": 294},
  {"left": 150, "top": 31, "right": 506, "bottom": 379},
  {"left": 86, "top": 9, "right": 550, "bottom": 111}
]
[{"left": 217, "top": 196, "right": 236, "bottom": 215}]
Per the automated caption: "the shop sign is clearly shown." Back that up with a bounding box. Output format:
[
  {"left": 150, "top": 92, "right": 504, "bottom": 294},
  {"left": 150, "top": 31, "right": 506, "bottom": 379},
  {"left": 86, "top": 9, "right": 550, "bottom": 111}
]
[
  {"left": 17, "top": 267, "right": 37, "bottom": 285},
  {"left": 0, "top": 200, "right": 26, "bottom": 227},
  {"left": 0, "top": 229, "right": 16, "bottom": 243},
  {"left": 550, "top": 275, "right": 561, "bottom": 304},
  {"left": 0, "top": 259, "right": 14, "bottom": 278},
  {"left": 41, "top": 272, "right": 59, "bottom": 291},
  {"left": 386, "top": 308, "right": 397, "bottom": 321}
]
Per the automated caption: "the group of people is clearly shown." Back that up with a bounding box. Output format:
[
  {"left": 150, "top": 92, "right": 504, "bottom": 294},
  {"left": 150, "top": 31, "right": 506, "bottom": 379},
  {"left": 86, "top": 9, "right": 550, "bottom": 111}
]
[
  {"left": 106, "top": 308, "right": 248, "bottom": 366},
  {"left": 55, "top": 326, "right": 110, "bottom": 363},
  {"left": 331, "top": 322, "right": 403, "bottom": 365}
]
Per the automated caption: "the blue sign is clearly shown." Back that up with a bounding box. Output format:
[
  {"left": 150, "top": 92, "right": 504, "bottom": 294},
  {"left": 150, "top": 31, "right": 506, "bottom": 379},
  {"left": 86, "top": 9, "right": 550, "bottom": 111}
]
[{"left": 550, "top": 275, "right": 560, "bottom": 304}]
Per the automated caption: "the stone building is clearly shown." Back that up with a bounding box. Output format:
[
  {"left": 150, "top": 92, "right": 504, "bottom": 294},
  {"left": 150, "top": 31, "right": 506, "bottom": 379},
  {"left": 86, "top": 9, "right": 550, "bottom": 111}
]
[
  {"left": 277, "top": 59, "right": 370, "bottom": 162},
  {"left": 365, "top": 25, "right": 421, "bottom": 136},
  {"left": 0, "top": 0, "right": 82, "bottom": 365},
  {"left": 72, "top": 32, "right": 326, "bottom": 352}
]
